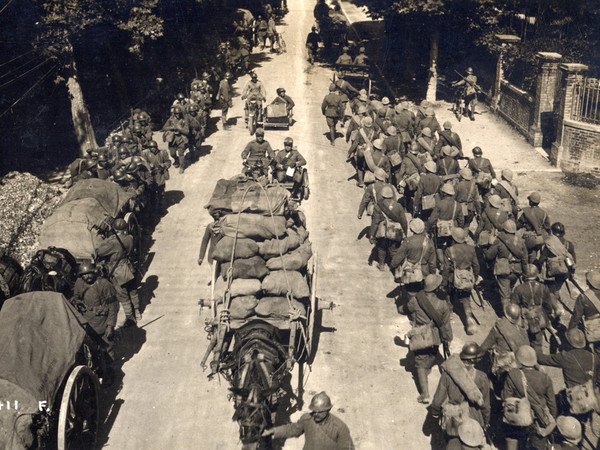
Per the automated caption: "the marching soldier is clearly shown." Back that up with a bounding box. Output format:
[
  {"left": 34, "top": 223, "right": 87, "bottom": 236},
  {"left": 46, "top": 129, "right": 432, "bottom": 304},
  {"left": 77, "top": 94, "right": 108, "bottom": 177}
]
[
  {"left": 96, "top": 218, "right": 141, "bottom": 326},
  {"left": 468, "top": 147, "right": 496, "bottom": 199},
  {"left": 430, "top": 343, "right": 491, "bottom": 448},
  {"left": 455, "top": 168, "right": 479, "bottom": 231},
  {"left": 161, "top": 105, "right": 190, "bottom": 173},
  {"left": 347, "top": 116, "right": 376, "bottom": 187},
  {"left": 517, "top": 191, "right": 551, "bottom": 263},
  {"left": 502, "top": 346, "right": 557, "bottom": 450},
  {"left": 484, "top": 219, "right": 528, "bottom": 313},
  {"left": 568, "top": 270, "right": 600, "bottom": 352},
  {"left": 415, "top": 161, "right": 441, "bottom": 220},
  {"left": 493, "top": 169, "right": 519, "bottom": 218},
  {"left": 321, "top": 83, "right": 344, "bottom": 146},
  {"left": 452, "top": 67, "right": 479, "bottom": 121},
  {"left": 427, "top": 183, "right": 463, "bottom": 260},
  {"left": 511, "top": 264, "right": 562, "bottom": 351},
  {"left": 357, "top": 168, "right": 391, "bottom": 220},
  {"left": 369, "top": 185, "right": 408, "bottom": 270},
  {"left": 186, "top": 103, "right": 203, "bottom": 159},
  {"left": 305, "top": 26, "right": 321, "bottom": 64},
  {"left": 437, "top": 146, "right": 460, "bottom": 179},
  {"left": 434, "top": 121, "right": 463, "bottom": 157},
  {"left": 142, "top": 140, "right": 171, "bottom": 212},
  {"left": 415, "top": 105, "right": 441, "bottom": 138},
  {"left": 416, "top": 127, "right": 437, "bottom": 159},
  {"left": 398, "top": 273, "right": 453, "bottom": 404},
  {"left": 393, "top": 101, "right": 415, "bottom": 153},
  {"left": 474, "top": 194, "right": 509, "bottom": 247},
  {"left": 216, "top": 72, "right": 233, "bottom": 129},
  {"left": 540, "top": 222, "right": 576, "bottom": 302},
  {"left": 444, "top": 228, "right": 480, "bottom": 335}
]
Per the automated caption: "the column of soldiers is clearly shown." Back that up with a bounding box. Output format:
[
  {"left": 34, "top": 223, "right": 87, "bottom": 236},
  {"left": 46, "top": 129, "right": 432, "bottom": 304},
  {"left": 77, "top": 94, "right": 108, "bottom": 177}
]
[{"left": 328, "top": 82, "right": 599, "bottom": 448}]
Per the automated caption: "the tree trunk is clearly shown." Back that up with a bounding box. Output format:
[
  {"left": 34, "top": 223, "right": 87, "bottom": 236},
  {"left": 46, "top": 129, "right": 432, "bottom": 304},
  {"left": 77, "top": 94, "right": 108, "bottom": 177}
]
[
  {"left": 65, "top": 50, "right": 97, "bottom": 156},
  {"left": 426, "top": 27, "right": 439, "bottom": 102}
]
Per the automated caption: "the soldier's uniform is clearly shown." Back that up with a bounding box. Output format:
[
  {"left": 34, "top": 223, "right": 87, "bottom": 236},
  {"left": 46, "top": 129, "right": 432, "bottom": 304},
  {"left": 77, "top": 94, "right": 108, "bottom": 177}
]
[
  {"left": 455, "top": 175, "right": 479, "bottom": 230},
  {"left": 322, "top": 87, "right": 343, "bottom": 146},
  {"left": 391, "top": 232, "right": 437, "bottom": 286},
  {"left": 161, "top": 112, "right": 190, "bottom": 171},
  {"left": 568, "top": 272, "right": 600, "bottom": 346},
  {"left": 475, "top": 203, "right": 509, "bottom": 244},
  {"left": 437, "top": 154, "right": 460, "bottom": 178},
  {"left": 241, "top": 138, "right": 274, "bottom": 161},
  {"left": 143, "top": 144, "right": 171, "bottom": 211},
  {"left": 357, "top": 179, "right": 392, "bottom": 219},
  {"left": 272, "top": 412, "right": 354, "bottom": 450},
  {"left": 186, "top": 106, "right": 203, "bottom": 157},
  {"left": 369, "top": 196, "right": 408, "bottom": 268},
  {"left": 216, "top": 76, "right": 233, "bottom": 127},
  {"left": 415, "top": 107, "right": 441, "bottom": 137},
  {"left": 353, "top": 49, "right": 368, "bottom": 66},
  {"left": 435, "top": 124, "right": 463, "bottom": 157},
  {"left": 415, "top": 169, "right": 441, "bottom": 219},
  {"left": 469, "top": 154, "right": 496, "bottom": 199},
  {"left": 335, "top": 50, "right": 353, "bottom": 65},
  {"left": 393, "top": 104, "right": 415, "bottom": 152},
  {"left": 454, "top": 71, "right": 479, "bottom": 120},
  {"left": 518, "top": 197, "right": 551, "bottom": 263},
  {"left": 427, "top": 194, "right": 464, "bottom": 236},
  {"left": 347, "top": 121, "right": 377, "bottom": 186},
  {"left": 272, "top": 147, "right": 307, "bottom": 182},
  {"left": 493, "top": 170, "right": 519, "bottom": 219}
]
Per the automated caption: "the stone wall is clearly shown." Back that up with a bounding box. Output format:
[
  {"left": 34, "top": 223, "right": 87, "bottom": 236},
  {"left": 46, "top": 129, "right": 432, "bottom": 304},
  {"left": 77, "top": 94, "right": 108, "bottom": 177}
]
[
  {"left": 497, "top": 80, "right": 534, "bottom": 136},
  {"left": 552, "top": 119, "right": 600, "bottom": 174}
]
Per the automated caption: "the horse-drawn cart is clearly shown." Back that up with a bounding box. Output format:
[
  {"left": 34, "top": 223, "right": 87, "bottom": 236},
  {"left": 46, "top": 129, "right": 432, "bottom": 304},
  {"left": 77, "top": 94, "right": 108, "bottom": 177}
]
[
  {"left": 0, "top": 292, "right": 107, "bottom": 449},
  {"left": 200, "top": 179, "right": 330, "bottom": 447}
]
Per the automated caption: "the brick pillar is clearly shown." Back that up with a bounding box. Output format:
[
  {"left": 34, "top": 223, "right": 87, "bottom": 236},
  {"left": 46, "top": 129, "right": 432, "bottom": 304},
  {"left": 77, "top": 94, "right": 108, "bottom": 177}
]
[
  {"left": 492, "top": 35, "right": 520, "bottom": 111},
  {"left": 528, "top": 52, "right": 561, "bottom": 147},
  {"left": 551, "top": 63, "right": 588, "bottom": 166}
]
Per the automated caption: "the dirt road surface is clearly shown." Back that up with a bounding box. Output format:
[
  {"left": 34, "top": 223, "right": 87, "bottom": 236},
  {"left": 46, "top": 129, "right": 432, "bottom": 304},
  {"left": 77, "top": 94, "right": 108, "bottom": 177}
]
[{"left": 101, "top": 0, "right": 600, "bottom": 448}]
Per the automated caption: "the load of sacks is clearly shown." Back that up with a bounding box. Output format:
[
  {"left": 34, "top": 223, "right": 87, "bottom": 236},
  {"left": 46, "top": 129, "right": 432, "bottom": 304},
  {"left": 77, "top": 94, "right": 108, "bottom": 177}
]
[{"left": 206, "top": 177, "right": 313, "bottom": 321}]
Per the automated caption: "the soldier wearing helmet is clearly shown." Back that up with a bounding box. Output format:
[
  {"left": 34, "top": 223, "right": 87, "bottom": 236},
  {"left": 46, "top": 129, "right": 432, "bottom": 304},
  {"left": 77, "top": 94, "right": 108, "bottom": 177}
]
[
  {"left": 468, "top": 147, "right": 496, "bottom": 198},
  {"left": 272, "top": 137, "right": 307, "bottom": 198},
  {"left": 357, "top": 167, "right": 392, "bottom": 219},
  {"left": 216, "top": 72, "right": 233, "bottom": 129},
  {"left": 335, "top": 46, "right": 352, "bottom": 65},
  {"left": 368, "top": 183, "right": 407, "bottom": 271},
  {"left": 427, "top": 182, "right": 463, "bottom": 261},
  {"left": 96, "top": 218, "right": 141, "bottom": 326},
  {"left": 353, "top": 46, "right": 368, "bottom": 66},
  {"left": 474, "top": 194, "right": 509, "bottom": 246},
  {"left": 415, "top": 126, "right": 437, "bottom": 161},
  {"left": 142, "top": 140, "right": 171, "bottom": 212},
  {"left": 415, "top": 160, "right": 441, "bottom": 218},
  {"left": 510, "top": 264, "right": 561, "bottom": 351},
  {"left": 185, "top": 102, "right": 203, "bottom": 158},
  {"left": 434, "top": 120, "right": 463, "bottom": 158},
  {"left": 484, "top": 219, "right": 528, "bottom": 312},
  {"left": 568, "top": 271, "right": 600, "bottom": 345},
  {"left": 517, "top": 191, "right": 552, "bottom": 263},
  {"left": 452, "top": 67, "right": 479, "bottom": 120},
  {"left": 305, "top": 26, "right": 320, "bottom": 64},
  {"left": 171, "top": 92, "right": 189, "bottom": 109},
  {"left": 492, "top": 168, "right": 519, "bottom": 218},
  {"left": 431, "top": 342, "right": 491, "bottom": 444},
  {"left": 398, "top": 273, "right": 453, "bottom": 404},
  {"left": 480, "top": 303, "right": 528, "bottom": 383},
  {"left": 161, "top": 104, "right": 190, "bottom": 173},
  {"left": 322, "top": 83, "right": 344, "bottom": 148},
  {"left": 346, "top": 116, "right": 376, "bottom": 186},
  {"left": 274, "top": 88, "right": 295, "bottom": 125},
  {"left": 96, "top": 152, "right": 113, "bottom": 180},
  {"left": 415, "top": 105, "right": 441, "bottom": 140},
  {"left": 241, "top": 72, "right": 266, "bottom": 126},
  {"left": 241, "top": 128, "right": 274, "bottom": 176},
  {"left": 539, "top": 222, "right": 576, "bottom": 301},
  {"left": 454, "top": 168, "right": 479, "bottom": 230},
  {"left": 71, "top": 261, "right": 118, "bottom": 360},
  {"left": 263, "top": 391, "right": 354, "bottom": 449},
  {"left": 503, "top": 345, "right": 557, "bottom": 450}
]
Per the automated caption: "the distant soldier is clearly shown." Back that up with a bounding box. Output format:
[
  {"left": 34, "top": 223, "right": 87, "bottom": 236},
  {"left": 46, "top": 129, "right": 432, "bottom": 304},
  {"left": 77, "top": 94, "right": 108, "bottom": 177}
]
[
  {"left": 415, "top": 161, "right": 441, "bottom": 219},
  {"left": 171, "top": 92, "right": 189, "bottom": 109},
  {"left": 186, "top": 103, "right": 203, "bottom": 159},
  {"left": 398, "top": 274, "right": 453, "bottom": 404},
  {"left": 255, "top": 15, "right": 268, "bottom": 49},
  {"left": 216, "top": 72, "right": 233, "bottom": 129},
  {"left": 539, "top": 222, "right": 576, "bottom": 301},
  {"left": 322, "top": 84, "right": 344, "bottom": 146},
  {"left": 493, "top": 169, "right": 519, "bottom": 219},
  {"left": 313, "top": 0, "right": 330, "bottom": 21},
  {"left": 455, "top": 168, "right": 479, "bottom": 231},
  {"left": 306, "top": 26, "right": 321, "bottom": 64},
  {"left": 335, "top": 46, "right": 353, "bottom": 65},
  {"left": 369, "top": 185, "right": 408, "bottom": 270},
  {"left": 142, "top": 140, "right": 171, "bottom": 212},
  {"left": 568, "top": 270, "right": 600, "bottom": 350},
  {"left": 511, "top": 264, "right": 562, "bottom": 351},
  {"left": 517, "top": 191, "right": 551, "bottom": 263},
  {"left": 415, "top": 105, "right": 441, "bottom": 138},
  {"left": 161, "top": 105, "right": 190, "bottom": 173},
  {"left": 393, "top": 101, "right": 415, "bottom": 153},
  {"left": 427, "top": 183, "right": 463, "bottom": 258},
  {"left": 242, "top": 72, "right": 267, "bottom": 127},
  {"left": 430, "top": 343, "right": 491, "bottom": 447},
  {"left": 241, "top": 128, "right": 274, "bottom": 176},
  {"left": 263, "top": 392, "right": 355, "bottom": 449},
  {"left": 435, "top": 121, "right": 463, "bottom": 157},
  {"left": 452, "top": 67, "right": 479, "bottom": 121},
  {"left": 437, "top": 146, "right": 460, "bottom": 179},
  {"left": 96, "top": 218, "right": 140, "bottom": 325},
  {"left": 353, "top": 46, "right": 369, "bottom": 66},
  {"left": 266, "top": 15, "right": 277, "bottom": 50}
]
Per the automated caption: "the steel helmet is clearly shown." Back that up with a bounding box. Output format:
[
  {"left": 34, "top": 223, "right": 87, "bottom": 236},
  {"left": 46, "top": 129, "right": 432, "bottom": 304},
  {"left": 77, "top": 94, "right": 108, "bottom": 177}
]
[
  {"left": 409, "top": 218, "right": 425, "bottom": 234},
  {"left": 488, "top": 194, "right": 502, "bottom": 209},
  {"left": 387, "top": 126, "right": 397, "bottom": 135},
  {"left": 309, "top": 391, "right": 332, "bottom": 412},
  {"left": 551, "top": 222, "right": 565, "bottom": 237},
  {"left": 516, "top": 345, "right": 537, "bottom": 367},
  {"left": 458, "top": 418, "right": 485, "bottom": 448},
  {"left": 459, "top": 168, "right": 473, "bottom": 181},
  {"left": 251, "top": 72, "right": 258, "bottom": 79},
  {"left": 565, "top": 328, "right": 586, "bottom": 349},
  {"left": 113, "top": 218, "right": 128, "bottom": 231},
  {"left": 472, "top": 146, "right": 483, "bottom": 155},
  {"left": 381, "top": 96, "right": 390, "bottom": 105},
  {"left": 277, "top": 87, "right": 285, "bottom": 95},
  {"left": 442, "top": 145, "right": 453, "bottom": 157},
  {"left": 357, "top": 105, "right": 368, "bottom": 115},
  {"left": 466, "top": 67, "right": 473, "bottom": 74},
  {"left": 361, "top": 116, "right": 373, "bottom": 128},
  {"left": 424, "top": 274, "right": 443, "bottom": 292},
  {"left": 373, "top": 167, "right": 387, "bottom": 181},
  {"left": 112, "top": 134, "right": 123, "bottom": 144},
  {"left": 443, "top": 121, "right": 452, "bottom": 130},
  {"left": 202, "top": 71, "right": 210, "bottom": 80},
  {"left": 359, "top": 46, "right": 366, "bottom": 53},
  {"left": 459, "top": 342, "right": 481, "bottom": 360},
  {"left": 173, "top": 105, "right": 183, "bottom": 114},
  {"left": 225, "top": 71, "right": 233, "bottom": 79},
  {"left": 441, "top": 183, "right": 455, "bottom": 196},
  {"left": 133, "top": 123, "right": 143, "bottom": 133},
  {"left": 284, "top": 137, "right": 293, "bottom": 146},
  {"left": 176, "top": 93, "right": 185, "bottom": 101},
  {"left": 132, "top": 156, "right": 146, "bottom": 167},
  {"left": 586, "top": 270, "right": 600, "bottom": 290},
  {"left": 421, "top": 127, "right": 432, "bottom": 138},
  {"left": 113, "top": 168, "right": 126, "bottom": 181},
  {"left": 502, "top": 219, "right": 517, "bottom": 234},
  {"left": 147, "top": 140, "right": 158, "bottom": 149},
  {"left": 501, "top": 168, "right": 514, "bottom": 181},
  {"left": 451, "top": 227, "right": 466, "bottom": 243},
  {"left": 505, "top": 303, "right": 521, "bottom": 322},
  {"left": 528, "top": 191, "right": 541, "bottom": 204},
  {"left": 556, "top": 416, "right": 582, "bottom": 442},
  {"left": 255, "top": 128, "right": 265, "bottom": 136},
  {"left": 329, "top": 83, "right": 337, "bottom": 92},
  {"left": 78, "top": 261, "right": 96, "bottom": 276},
  {"left": 84, "top": 159, "right": 97, "bottom": 170},
  {"left": 372, "top": 138, "right": 383, "bottom": 150},
  {"left": 118, "top": 145, "right": 130, "bottom": 156},
  {"left": 139, "top": 111, "right": 150, "bottom": 121},
  {"left": 424, "top": 161, "right": 437, "bottom": 173},
  {"left": 524, "top": 264, "right": 539, "bottom": 280},
  {"left": 381, "top": 186, "right": 394, "bottom": 199},
  {"left": 188, "top": 103, "right": 199, "bottom": 112},
  {"left": 97, "top": 153, "right": 109, "bottom": 163}
]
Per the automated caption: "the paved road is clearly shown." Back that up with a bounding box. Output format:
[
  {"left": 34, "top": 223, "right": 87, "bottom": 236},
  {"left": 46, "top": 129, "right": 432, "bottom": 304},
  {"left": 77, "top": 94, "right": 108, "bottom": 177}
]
[{"left": 101, "top": 0, "right": 599, "bottom": 448}]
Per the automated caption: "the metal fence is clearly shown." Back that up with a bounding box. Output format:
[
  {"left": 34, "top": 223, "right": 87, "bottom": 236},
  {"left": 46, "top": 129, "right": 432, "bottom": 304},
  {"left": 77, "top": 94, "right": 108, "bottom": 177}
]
[{"left": 572, "top": 77, "right": 600, "bottom": 125}]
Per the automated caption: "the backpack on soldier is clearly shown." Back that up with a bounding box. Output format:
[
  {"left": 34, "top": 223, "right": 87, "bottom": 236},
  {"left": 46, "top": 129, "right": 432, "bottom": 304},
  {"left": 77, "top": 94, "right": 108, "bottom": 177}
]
[
  {"left": 503, "top": 370, "right": 534, "bottom": 427},
  {"left": 395, "top": 237, "right": 428, "bottom": 285},
  {"left": 422, "top": 193, "right": 436, "bottom": 211},
  {"left": 582, "top": 290, "right": 600, "bottom": 342},
  {"left": 436, "top": 202, "right": 458, "bottom": 238},
  {"left": 566, "top": 378, "right": 599, "bottom": 415},
  {"left": 544, "top": 235, "right": 571, "bottom": 277},
  {"left": 450, "top": 247, "right": 475, "bottom": 291}
]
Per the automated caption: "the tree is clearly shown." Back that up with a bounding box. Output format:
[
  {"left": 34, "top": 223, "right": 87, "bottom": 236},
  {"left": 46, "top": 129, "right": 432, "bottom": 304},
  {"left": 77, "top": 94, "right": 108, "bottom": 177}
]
[{"left": 32, "top": 0, "right": 162, "bottom": 156}]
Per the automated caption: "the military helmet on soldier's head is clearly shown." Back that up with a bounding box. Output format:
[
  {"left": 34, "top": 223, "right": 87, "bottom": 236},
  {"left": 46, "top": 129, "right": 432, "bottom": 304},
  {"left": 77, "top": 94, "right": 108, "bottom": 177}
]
[
  {"left": 361, "top": 116, "right": 373, "bottom": 128},
  {"left": 424, "top": 274, "right": 443, "bottom": 292},
  {"left": 565, "top": 328, "right": 586, "bottom": 349},
  {"left": 309, "top": 392, "right": 332, "bottom": 412},
  {"left": 460, "top": 342, "right": 481, "bottom": 360},
  {"left": 458, "top": 418, "right": 485, "bottom": 448},
  {"left": 556, "top": 416, "right": 582, "bottom": 442},
  {"left": 118, "top": 145, "right": 130, "bottom": 157},
  {"left": 372, "top": 139, "right": 383, "bottom": 150},
  {"left": 284, "top": 137, "right": 293, "bottom": 146},
  {"left": 113, "top": 218, "right": 128, "bottom": 231},
  {"left": 505, "top": 303, "right": 521, "bottom": 322},
  {"left": 502, "top": 219, "right": 517, "bottom": 234},
  {"left": 424, "top": 161, "right": 437, "bottom": 173},
  {"left": 528, "top": 191, "right": 541, "bottom": 204},
  {"left": 501, "top": 168, "right": 513, "bottom": 181},
  {"left": 387, "top": 126, "right": 397, "bottom": 136},
  {"left": 133, "top": 123, "right": 143, "bottom": 132},
  {"left": 451, "top": 228, "right": 466, "bottom": 243},
  {"left": 255, "top": 127, "right": 265, "bottom": 136},
  {"left": 147, "top": 140, "right": 158, "bottom": 149},
  {"left": 112, "top": 134, "right": 123, "bottom": 144},
  {"left": 78, "top": 261, "right": 96, "bottom": 277},
  {"left": 277, "top": 87, "right": 285, "bottom": 95},
  {"left": 586, "top": 270, "right": 600, "bottom": 290},
  {"left": 551, "top": 222, "right": 565, "bottom": 237},
  {"left": 173, "top": 105, "right": 183, "bottom": 114},
  {"left": 472, "top": 146, "right": 483, "bottom": 155},
  {"left": 524, "top": 264, "right": 539, "bottom": 280},
  {"left": 488, "top": 194, "right": 502, "bottom": 209},
  {"left": 188, "top": 103, "right": 199, "bottom": 112},
  {"left": 516, "top": 345, "right": 537, "bottom": 367},
  {"left": 225, "top": 71, "right": 233, "bottom": 79},
  {"left": 202, "top": 71, "right": 210, "bottom": 80},
  {"left": 381, "top": 186, "right": 394, "bottom": 199},
  {"left": 113, "top": 168, "right": 126, "bottom": 181},
  {"left": 251, "top": 71, "right": 258, "bottom": 79},
  {"left": 440, "top": 183, "right": 455, "bottom": 196},
  {"left": 409, "top": 218, "right": 425, "bottom": 234},
  {"left": 176, "top": 93, "right": 185, "bottom": 101},
  {"left": 421, "top": 127, "right": 432, "bottom": 138},
  {"left": 466, "top": 67, "right": 473, "bottom": 74}
]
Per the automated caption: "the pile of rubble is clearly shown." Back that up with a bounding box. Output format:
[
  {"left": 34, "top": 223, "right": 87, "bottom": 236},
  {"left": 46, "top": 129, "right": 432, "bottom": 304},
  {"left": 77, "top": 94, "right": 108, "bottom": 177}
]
[{"left": 0, "top": 172, "right": 63, "bottom": 266}]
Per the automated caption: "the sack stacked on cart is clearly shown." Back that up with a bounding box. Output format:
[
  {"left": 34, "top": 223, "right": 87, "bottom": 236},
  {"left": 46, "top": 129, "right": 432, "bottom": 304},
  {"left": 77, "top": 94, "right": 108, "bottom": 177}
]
[{"left": 211, "top": 210, "right": 312, "bottom": 321}]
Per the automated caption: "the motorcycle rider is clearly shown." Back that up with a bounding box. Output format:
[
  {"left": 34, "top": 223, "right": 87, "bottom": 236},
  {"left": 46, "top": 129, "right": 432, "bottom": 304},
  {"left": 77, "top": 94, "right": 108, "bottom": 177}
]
[{"left": 242, "top": 72, "right": 266, "bottom": 128}]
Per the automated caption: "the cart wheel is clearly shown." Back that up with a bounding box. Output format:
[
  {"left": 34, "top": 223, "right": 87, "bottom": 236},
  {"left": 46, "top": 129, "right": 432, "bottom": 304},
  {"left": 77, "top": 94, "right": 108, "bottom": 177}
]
[
  {"left": 57, "top": 366, "right": 100, "bottom": 450},
  {"left": 306, "top": 253, "right": 318, "bottom": 359},
  {"left": 124, "top": 212, "right": 142, "bottom": 277}
]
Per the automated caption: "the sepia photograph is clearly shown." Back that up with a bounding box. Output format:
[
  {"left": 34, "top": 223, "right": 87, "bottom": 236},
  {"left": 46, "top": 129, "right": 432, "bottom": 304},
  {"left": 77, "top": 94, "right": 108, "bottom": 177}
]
[{"left": 0, "top": 0, "right": 599, "bottom": 448}]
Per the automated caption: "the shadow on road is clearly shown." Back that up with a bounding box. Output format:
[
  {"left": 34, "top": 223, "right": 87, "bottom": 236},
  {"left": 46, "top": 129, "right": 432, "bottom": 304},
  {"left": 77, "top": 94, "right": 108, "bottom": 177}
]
[{"left": 164, "top": 189, "right": 184, "bottom": 210}]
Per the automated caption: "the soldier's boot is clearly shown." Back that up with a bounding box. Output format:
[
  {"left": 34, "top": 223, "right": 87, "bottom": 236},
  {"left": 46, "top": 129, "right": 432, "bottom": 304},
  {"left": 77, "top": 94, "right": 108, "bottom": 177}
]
[
  {"left": 463, "top": 301, "right": 478, "bottom": 335},
  {"left": 416, "top": 368, "right": 430, "bottom": 404},
  {"left": 357, "top": 169, "right": 364, "bottom": 188},
  {"left": 134, "top": 308, "right": 142, "bottom": 321}
]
